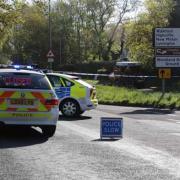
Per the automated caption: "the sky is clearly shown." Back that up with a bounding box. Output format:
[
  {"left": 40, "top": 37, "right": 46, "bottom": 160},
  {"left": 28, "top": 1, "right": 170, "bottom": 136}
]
[{"left": 26, "top": 0, "right": 145, "bottom": 21}]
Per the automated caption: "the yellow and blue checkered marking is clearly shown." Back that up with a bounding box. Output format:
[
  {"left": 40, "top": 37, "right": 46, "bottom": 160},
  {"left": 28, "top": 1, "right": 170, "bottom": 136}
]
[{"left": 55, "top": 87, "right": 71, "bottom": 99}]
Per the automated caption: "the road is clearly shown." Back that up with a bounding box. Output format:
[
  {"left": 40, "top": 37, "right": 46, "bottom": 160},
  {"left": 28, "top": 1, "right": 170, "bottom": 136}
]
[{"left": 1, "top": 105, "right": 180, "bottom": 180}]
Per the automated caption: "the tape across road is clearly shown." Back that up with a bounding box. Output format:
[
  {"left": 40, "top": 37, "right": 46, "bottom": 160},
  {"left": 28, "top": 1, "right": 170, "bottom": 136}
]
[{"left": 55, "top": 71, "right": 157, "bottom": 78}]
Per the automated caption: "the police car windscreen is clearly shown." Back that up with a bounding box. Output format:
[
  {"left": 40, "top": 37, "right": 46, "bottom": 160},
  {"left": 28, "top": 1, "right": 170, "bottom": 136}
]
[{"left": 0, "top": 73, "right": 51, "bottom": 89}]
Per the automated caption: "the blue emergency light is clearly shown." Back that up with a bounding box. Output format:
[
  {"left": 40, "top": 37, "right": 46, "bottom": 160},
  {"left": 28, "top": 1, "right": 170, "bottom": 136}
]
[
  {"left": 26, "top": 65, "right": 33, "bottom": 69},
  {"left": 13, "top": 65, "right": 33, "bottom": 70},
  {"left": 14, "top": 65, "right": 20, "bottom": 69}
]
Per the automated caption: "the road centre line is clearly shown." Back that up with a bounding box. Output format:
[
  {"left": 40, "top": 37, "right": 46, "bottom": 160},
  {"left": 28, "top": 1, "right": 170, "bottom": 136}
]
[
  {"left": 168, "top": 114, "right": 176, "bottom": 117},
  {"left": 59, "top": 121, "right": 180, "bottom": 178},
  {"left": 168, "top": 118, "right": 176, "bottom": 120},
  {"left": 167, "top": 118, "right": 179, "bottom": 122},
  {"left": 170, "top": 133, "right": 180, "bottom": 136}
]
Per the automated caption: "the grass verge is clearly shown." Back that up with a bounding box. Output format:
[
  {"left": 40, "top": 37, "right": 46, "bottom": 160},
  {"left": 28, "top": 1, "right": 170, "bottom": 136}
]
[{"left": 86, "top": 80, "right": 180, "bottom": 109}]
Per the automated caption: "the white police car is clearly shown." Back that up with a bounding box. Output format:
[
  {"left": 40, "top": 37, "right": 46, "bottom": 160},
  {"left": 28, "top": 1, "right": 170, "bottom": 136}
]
[{"left": 0, "top": 67, "right": 59, "bottom": 137}]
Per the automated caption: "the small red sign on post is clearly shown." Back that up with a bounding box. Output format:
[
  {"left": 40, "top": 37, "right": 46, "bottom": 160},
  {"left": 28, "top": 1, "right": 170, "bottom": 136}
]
[{"left": 46, "top": 50, "right": 54, "bottom": 58}]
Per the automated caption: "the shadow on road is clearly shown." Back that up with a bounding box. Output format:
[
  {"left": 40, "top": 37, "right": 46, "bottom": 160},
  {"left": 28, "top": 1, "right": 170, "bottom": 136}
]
[
  {"left": 0, "top": 126, "right": 48, "bottom": 149},
  {"left": 120, "top": 108, "right": 175, "bottom": 115},
  {"left": 92, "top": 138, "right": 121, "bottom": 142},
  {"left": 59, "top": 115, "right": 92, "bottom": 121}
]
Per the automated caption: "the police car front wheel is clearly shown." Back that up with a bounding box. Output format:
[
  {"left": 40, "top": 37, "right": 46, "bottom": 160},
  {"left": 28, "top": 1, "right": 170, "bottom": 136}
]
[
  {"left": 60, "top": 99, "right": 80, "bottom": 117},
  {"left": 41, "top": 125, "right": 56, "bottom": 137}
]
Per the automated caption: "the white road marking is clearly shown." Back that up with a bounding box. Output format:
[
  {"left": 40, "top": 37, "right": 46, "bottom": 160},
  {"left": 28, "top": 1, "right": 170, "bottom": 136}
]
[
  {"left": 168, "top": 114, "right": 176, "bottom": 117},
  {"left": 170, "top": 133, "right": 180, "bottom": 136},
  {"left": 167, "top": 118, "right": 179, "bottom": 123},
  {"left": 168, "top": 118, "right": 176, "bottom": 121},
  {"left": 60, "top": 121, "right": 180, "bottom": 178}
]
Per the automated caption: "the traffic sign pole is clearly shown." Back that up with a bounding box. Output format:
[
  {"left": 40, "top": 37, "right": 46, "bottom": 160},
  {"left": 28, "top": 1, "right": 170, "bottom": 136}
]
[
  {"left": 47, "top": 50, "right": 54, "bottom": 70},
  {"left": 159, "top": 69, "right": 165, "bottom": 94},
  {"left": 162, "top": 79, "right": 165, "bottom": 95},
  {"left": 158, "top": 68, "right": 170, "bottom": 95}
]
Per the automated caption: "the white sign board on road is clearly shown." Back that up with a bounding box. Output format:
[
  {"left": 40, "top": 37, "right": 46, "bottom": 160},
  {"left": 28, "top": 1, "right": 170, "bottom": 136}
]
[
  {"left": 156, "top": 57, "right": 180, "bottom": 67},
  {"left": 155, "top": 28, "right": 180, "bottom": 47},
  {"left": 100, "top": 117, "right": 123, "bottom": 139}
]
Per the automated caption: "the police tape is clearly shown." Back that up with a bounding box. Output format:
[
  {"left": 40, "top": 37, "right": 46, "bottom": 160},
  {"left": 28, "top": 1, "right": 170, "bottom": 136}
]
[{"left": 54, "top": 71, "right": 157, "bottom": 78}]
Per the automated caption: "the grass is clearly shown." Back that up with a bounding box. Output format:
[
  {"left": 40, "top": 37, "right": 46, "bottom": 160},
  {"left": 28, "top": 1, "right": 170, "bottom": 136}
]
[{"left": 85, "top": 80, "right": 180, "bottom": 109}]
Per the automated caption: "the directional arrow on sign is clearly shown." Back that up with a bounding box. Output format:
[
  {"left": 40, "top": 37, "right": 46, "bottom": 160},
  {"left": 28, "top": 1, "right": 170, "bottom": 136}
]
[
  {"left": 156, "top": 49, "right": 167, "bottom": 55},
  {"left": 160, "top": 70, "right": 165, "bottom": 78},
  {"left": 158, "top": 68, "right": 171, "bottom": 79}
]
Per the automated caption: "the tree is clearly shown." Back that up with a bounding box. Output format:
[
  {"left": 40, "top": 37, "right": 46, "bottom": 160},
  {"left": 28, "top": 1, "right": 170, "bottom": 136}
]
[
  {"left": 51, "top": 0, "right": 139, "bottom": 65},
  {"left": 86, "top": 0, "right": 115, "bottom": 60},
  {"left": 125, "top": 0, "right": 174, "bottom": 70},
  {"left": 86, "top": 0, "right": 139, "bottom": 61},
  {"left": 52, "top": 0, "right": 80, "bottom": 65},
  {"left": 104, "top": 0, "right": 139, "bottom": 61},
  {"left": 0, "top": 1, "right": 23, "bottom": 63},
  {"left": 11, "top": 1, "right": 48, "bottom": 66},
  {"left": 1, "top": 0, "right": 158, "bottom": 68}
]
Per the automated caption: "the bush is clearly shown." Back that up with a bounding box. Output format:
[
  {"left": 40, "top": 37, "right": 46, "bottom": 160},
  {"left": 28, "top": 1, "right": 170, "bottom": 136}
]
[{"left": 57, "top": 61, "right": 116, "bottom": 73}]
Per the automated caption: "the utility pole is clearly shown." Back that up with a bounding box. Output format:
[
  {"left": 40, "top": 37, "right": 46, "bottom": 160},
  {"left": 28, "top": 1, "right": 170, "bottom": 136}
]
[
  {"left": 47, "top": 0, "right": 54, "bottom": 70},
  {"left": 49, "top": 0, "right": 52, "bottom": 50},
  {"left": 60, "top": 38, "right": 62, "bottom": 65}
]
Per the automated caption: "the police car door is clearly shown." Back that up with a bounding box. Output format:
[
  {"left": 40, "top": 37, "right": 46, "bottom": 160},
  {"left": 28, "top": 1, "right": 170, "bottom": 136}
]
[{"left": 47, "top": 75, "right": 70, "bottom": 99}]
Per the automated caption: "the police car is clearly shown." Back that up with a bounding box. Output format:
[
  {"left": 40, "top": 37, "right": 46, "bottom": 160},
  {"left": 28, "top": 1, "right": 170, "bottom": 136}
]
[
  {"left": 0, "top": 67, "right": 59, "bottom": 137},
  {"left": 46, "top": 73, "right": 98, "bottom": 117}
]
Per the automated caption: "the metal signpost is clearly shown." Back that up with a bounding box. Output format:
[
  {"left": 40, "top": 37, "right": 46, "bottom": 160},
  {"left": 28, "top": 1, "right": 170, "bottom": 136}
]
[
  {"left": 154, "top": 28, "right": 180, "bottom": 94},
  {"left": 100, "top": 117, "right": 123, "bottom": 140},
  {"left": 158, "top": 68, "right": 171, "bottom": 94}
]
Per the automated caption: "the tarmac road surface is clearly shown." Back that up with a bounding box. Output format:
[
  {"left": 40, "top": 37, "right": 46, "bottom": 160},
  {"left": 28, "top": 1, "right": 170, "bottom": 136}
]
[{"left": 0, "top": 105, "right": 180, "bottom": 180}]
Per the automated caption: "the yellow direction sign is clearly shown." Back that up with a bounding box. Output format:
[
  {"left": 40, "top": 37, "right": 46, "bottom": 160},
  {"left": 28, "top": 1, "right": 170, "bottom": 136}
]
[{"left": 158, "top": 68, "right": 171, "bottom": 79}]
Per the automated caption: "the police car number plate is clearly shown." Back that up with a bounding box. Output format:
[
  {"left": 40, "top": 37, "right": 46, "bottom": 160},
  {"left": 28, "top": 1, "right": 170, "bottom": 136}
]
[{"left": 10, "top": 99, "right": 34, "bottom": 106}]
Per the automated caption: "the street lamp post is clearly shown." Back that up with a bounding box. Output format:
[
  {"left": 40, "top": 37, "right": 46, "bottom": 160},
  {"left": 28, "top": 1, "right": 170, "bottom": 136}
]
[
  {"left": 48, "top": 0, "right": 54, "bottom": 70},
  {"left": 49, "top": 0, "right": 52, "bottom": 50}
]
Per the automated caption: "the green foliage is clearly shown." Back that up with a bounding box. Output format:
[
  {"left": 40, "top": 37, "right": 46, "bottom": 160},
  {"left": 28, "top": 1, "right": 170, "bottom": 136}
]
[
  {"left": 125, "top": 0, "right": 174, "bottom": 69},
  {"left": 0, "top": 0, "right": 175, "bottom": 70},
  {"left": 58, "top": 61, "right": 115, "bottom": 73},
  {"left": 0, "top": 0, "right": 140, "bottom": 66},
  {"left": 11, "top": 1, "right": 48, "bottom": 66},
  {"left": 0, "top": 1, "right": 23, "bottom": 63},
  {"left": 94, "top": 84, "right": 180, "bottom": 108}
]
